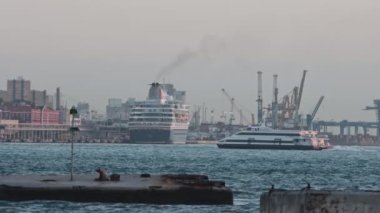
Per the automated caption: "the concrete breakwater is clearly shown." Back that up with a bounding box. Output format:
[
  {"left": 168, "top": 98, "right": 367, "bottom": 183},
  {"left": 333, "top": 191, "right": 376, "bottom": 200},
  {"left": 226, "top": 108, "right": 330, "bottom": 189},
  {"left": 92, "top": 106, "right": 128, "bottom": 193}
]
[
  {"left": 260, "top": 188, "right": 380, "bottom": 213},
  {"left": 0, "top": 174, "right": 233, "bottom": 205}
]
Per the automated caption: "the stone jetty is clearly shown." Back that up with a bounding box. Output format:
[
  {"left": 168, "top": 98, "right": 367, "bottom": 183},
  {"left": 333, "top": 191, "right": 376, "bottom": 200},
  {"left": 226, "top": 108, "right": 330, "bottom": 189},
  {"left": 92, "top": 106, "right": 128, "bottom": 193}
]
[
  {"left": 260, "top": 188, "right": 380, "bottom": 212},
  {"left": 0, "top": 174, "right": 233, "bottom": 205}
]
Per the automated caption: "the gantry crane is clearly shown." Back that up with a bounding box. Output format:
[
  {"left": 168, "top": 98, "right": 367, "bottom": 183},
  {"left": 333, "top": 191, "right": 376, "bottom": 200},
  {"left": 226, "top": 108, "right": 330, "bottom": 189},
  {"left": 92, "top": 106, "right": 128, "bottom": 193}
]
[{"left": 365, "top": 99, "right": 380, "bottom": 138}]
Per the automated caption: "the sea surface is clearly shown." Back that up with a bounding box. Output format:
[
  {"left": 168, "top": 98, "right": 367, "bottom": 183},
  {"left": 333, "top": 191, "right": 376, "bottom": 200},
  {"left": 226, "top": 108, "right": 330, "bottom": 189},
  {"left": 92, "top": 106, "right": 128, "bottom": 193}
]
[{"left": 0, "top": 143, "right": 380, "bottom": 212}]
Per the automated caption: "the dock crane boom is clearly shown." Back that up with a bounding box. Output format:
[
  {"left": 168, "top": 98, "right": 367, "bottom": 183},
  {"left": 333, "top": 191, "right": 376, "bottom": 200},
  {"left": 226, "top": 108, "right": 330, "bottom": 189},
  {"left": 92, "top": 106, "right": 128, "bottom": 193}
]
[
  {"left": 311, "top": 96, "right": 324, "bottom": 121},
  {"left": 306, "top": 96, "right": 324, "bottom": 130},
  {"left": 294, "top": 70, "right": 307, "bottom": 127},
  {"left": 221, "top": 88, "right": 250, "bottom": 125}
]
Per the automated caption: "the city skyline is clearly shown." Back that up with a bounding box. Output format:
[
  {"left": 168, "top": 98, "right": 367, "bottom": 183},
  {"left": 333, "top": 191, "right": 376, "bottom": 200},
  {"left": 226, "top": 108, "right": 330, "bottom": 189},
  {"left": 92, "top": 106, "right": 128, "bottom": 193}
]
[{"left": 1, "top": 0, "right": 379, "bottom": 122}]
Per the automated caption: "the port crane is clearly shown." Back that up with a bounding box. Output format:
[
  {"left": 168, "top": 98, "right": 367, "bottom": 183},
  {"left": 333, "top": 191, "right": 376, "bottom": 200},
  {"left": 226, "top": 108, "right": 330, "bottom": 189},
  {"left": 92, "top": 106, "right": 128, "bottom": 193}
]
[
  {"left": 310, "top": 96, "right": 324, "bottom": 121},
  {"left": 294, "top": 70, "right": 307, "bottom": 127},
  {"left": 306, "top": 96, "right": 325, "bottom": 129},
  {"left": 364, "top": 99, "right": 380, "bottom": 138},
  {"left": 257, "top": 71, "right": 263, "bottom": 124},
  {"left": 221, "top": 88, "right": 251, "bottom": 125},
  {"left": 263, "top": 71, "right": 309, "bottom": 129}
]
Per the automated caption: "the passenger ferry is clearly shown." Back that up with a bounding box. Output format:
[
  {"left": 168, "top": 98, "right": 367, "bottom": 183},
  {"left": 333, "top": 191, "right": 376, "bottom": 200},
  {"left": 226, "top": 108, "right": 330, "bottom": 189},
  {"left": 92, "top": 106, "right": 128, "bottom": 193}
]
[
  {"left": 128, "top": 83, "right": 190, "bottom": 144},
  {"left": 217, "top": 126, "right": 331, "bottom": 150}
]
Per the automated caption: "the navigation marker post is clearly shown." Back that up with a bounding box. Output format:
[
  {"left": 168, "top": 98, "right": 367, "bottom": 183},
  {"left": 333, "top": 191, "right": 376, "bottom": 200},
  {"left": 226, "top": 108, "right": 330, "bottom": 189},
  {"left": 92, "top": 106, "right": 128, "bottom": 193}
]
[{"left": 69, "top": 106, "right": 79, "bottom": 181}]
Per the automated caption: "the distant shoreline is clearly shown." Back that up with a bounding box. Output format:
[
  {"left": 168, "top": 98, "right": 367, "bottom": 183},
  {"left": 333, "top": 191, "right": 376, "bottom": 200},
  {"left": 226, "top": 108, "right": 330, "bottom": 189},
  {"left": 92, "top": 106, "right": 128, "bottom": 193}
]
[
  {"left": 0, "top": 140, "right": 218, "bottom": 145},
  {"left": 2, "top": 141, "right": 380, "bottom": 147}
]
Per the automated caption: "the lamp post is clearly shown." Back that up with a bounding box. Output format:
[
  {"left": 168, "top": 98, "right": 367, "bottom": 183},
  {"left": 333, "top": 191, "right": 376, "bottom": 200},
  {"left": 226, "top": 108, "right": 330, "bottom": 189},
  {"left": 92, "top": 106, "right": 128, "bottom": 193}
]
[{"left": 69, "top": 106, "right": 79, "bottom": 181}]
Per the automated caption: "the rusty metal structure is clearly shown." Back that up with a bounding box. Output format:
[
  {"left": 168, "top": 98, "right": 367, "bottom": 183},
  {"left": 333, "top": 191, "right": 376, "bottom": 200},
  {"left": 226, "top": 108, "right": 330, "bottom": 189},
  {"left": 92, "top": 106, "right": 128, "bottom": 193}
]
[{"left": 263, "top": 70, "right": 322, "bottom": 130}]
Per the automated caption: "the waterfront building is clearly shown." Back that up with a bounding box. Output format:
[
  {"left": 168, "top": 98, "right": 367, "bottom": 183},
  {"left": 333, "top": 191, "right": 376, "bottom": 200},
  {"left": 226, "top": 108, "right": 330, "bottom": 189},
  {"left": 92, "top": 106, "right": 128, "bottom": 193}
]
[
  {"left": 0, "top": 77, "right": 55, "bottom": 108},
  {"left": 0, "top": 119, "right": 18, "bottom": 141},
  {"left": 7, "top": 77, "right": 32, "bottom": 103},
  {"left": 0, "top": 106, "right": 67, "bottom": 142},
  {"left": 31, "top": 90, "right": 47, "bottom": 107},
  {"left": 0, "top": 77, "right": 78, "bottom": 142},
  {"left": 106, "top": 98, "right": 136, "bottom": 121},
  {"left": 77, "top": 102, "right": 91, "bottom": 121},
  {"left": 0, "top": 105, "right": 59, "bottom": 124},
  {"left": 106, "top": 98, "right": 124, "bottom": 120},
  {"left": 90, "top": 110, "right": 105, "bottom": 121},
  {"left": 0, "top": 90, "right": 8, "bottom": 103}
]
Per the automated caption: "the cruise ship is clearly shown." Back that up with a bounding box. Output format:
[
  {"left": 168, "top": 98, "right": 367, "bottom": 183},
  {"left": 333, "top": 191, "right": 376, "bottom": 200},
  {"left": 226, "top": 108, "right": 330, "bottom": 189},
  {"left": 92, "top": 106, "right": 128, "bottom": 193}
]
[
  {"left": 217, "top": 126, "right": 331, "bottom": 150},
  {"left": 128, "top": 83, "right": 190, "bottom": 144}
]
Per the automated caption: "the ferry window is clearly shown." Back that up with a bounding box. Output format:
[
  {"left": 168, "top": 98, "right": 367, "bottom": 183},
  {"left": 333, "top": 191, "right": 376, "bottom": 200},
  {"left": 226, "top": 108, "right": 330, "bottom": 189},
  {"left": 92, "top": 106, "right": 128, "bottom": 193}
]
[{"left": 237, "top": 132, "right": 248, "bottom": 135}]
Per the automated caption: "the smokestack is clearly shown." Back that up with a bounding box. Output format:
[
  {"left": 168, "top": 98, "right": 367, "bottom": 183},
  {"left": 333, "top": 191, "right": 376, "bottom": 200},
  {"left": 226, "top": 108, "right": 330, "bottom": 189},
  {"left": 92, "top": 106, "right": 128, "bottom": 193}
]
[
  {"left": 272, "top": 74, "right": 279, "bottom": 129},
  {"left": 43, "top": 90, "right": 47, "bottom": 106},
  {"left": 56, "top": 87, "right": 61, "bottom": 110},
  {"left": 257, "top": 71, "right": 263, "bottom": 124},
  {"left": 32, "top": 90, "right": 36, "bottom": 107}
]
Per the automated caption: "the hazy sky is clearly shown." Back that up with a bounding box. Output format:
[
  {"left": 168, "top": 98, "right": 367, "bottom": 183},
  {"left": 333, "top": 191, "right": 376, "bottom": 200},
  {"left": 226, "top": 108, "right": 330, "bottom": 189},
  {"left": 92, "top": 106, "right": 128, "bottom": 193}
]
[{"left": 0, "top": 0, "right": 379, "bottom": 122}]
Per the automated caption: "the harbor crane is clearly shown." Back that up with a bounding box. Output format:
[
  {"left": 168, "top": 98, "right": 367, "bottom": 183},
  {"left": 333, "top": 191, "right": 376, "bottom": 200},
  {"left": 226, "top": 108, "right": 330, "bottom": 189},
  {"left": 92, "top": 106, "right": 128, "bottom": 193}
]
[
  {"left": 306, "top": 96, "right": 325, "bottom": 130},
  {"left": 221, "top": 88, "right": 250, "bottom": 125},
  {"left": 364, "top": 99, "right": 380, "bottom": 138},
  {"left": 221, "top": 88, "right": 235, "bottom": 126},
  {"left": 294, "top": 70, "right": 307, "bottom": 128},
  {"left": 257, "top": 71, "right": 263, "bottom": 124},
  {"left": 272, "top": 74, "right": 279, "bottom": 129},
  {"left": 310, "top": 96, "right": 324, "bottom": 121}
]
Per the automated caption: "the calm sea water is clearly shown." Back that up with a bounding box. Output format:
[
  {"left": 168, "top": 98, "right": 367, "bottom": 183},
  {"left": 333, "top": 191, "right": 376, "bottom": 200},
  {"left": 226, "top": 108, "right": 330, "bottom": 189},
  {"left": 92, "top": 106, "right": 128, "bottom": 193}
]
[{"left": 0, "top": 143, "right": 380, "bottom": 212}]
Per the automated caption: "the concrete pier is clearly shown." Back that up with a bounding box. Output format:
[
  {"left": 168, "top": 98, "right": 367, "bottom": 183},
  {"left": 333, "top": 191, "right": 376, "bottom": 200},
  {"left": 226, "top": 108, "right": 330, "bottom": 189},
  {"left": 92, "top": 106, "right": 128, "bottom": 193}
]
[
  {"left": 260, "top": 189, "right": 380, "bottom": 213},
  {"left": 0, "top": 174, "right": 233, "bottom": 205}
]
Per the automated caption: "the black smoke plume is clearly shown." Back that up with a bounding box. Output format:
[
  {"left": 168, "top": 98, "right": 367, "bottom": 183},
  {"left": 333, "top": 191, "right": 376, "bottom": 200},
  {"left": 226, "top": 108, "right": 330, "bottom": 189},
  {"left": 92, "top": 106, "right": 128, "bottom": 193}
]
[{"left": 155, "top": 36, "right": 225, "bottom": 81}]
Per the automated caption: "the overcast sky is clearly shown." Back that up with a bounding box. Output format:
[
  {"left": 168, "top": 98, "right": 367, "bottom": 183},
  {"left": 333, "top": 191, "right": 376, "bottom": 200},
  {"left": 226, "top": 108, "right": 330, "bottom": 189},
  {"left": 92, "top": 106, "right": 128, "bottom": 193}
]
[{"left": 0, "top": 0, "right": 379, "bottom": 122}]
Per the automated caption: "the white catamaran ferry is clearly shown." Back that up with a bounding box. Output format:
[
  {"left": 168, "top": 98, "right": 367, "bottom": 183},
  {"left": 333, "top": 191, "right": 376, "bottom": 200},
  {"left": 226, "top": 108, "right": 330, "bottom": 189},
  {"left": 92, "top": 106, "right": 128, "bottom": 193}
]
[{"left": 217, "top": 126, "right": 331, "bottom": 150}]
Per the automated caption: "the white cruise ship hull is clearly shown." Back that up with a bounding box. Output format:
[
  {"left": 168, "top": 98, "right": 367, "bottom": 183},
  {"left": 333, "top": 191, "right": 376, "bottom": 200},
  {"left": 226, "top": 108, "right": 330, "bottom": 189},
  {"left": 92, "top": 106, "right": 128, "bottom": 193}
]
[{"left": 129, "top": 128, "right": 188, "bottom": 144}]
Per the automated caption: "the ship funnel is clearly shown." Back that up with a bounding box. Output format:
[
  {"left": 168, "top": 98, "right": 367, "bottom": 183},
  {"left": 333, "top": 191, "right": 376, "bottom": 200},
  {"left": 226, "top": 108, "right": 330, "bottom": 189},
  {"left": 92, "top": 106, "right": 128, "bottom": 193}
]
[{"left": 148, "top": 82, "right": 167, "bottom": 101}]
